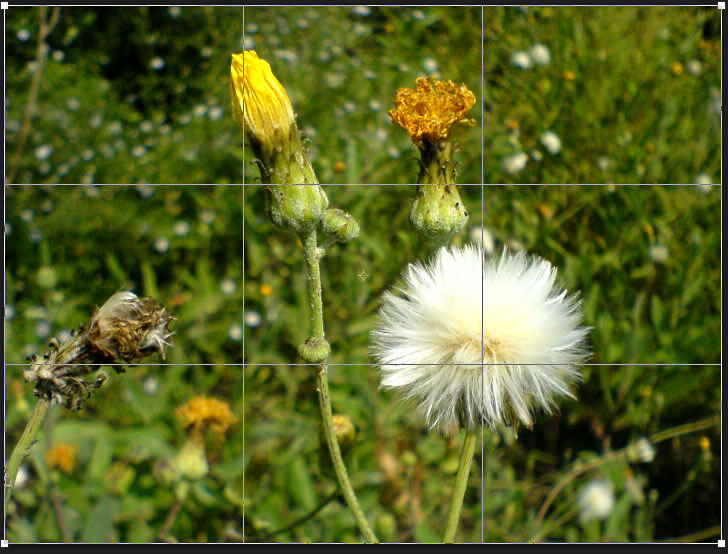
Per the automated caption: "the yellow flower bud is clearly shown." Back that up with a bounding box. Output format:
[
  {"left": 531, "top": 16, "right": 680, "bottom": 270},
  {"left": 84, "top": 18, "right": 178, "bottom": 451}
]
[
  {"left": 230, "top": 50, "right": 318, "bottom": 184},
  {"left": 231, "top": 51, "right": 295, "bottom": 142}
]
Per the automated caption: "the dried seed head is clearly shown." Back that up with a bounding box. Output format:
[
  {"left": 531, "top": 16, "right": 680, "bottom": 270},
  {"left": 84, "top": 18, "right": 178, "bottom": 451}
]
[
  {"left": 87, "top": 291, "right": 175, "bottom": 362},
  {"left": 23, "top": 291, "right": 174, "bottom": 410}
]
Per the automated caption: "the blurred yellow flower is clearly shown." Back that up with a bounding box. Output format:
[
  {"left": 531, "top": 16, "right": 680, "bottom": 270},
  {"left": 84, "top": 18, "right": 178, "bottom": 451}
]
[
  {"left": 563, "top": 70, "right": 575, "bottom": 81},
  {"left": 231, "top": 51, "right": 295, "bottom": 144},
  {"left": 671, "top": 61, "right": 683, "bottom": 75},
  {"left": 699, "top": 436, "right": 710, "bottom": 451},
  {"left": 45, "top": 443, "right": 78, "bottom": 474},
  {"left": 388, "top": 77, "right": 475, "bottom": 148},
  {"left": 176, "top": 396, "right": 237, "bottom": 439}
]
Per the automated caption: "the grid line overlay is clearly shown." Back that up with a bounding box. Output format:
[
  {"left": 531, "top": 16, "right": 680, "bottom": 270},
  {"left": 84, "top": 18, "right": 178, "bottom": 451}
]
[{"left": 4, "top": 3, "right": 721, "bottom": 544}]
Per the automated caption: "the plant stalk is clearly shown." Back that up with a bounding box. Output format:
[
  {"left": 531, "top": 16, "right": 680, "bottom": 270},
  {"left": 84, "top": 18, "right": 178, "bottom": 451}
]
[
  {"left": 442, "top": 428, "right": 477, "bottom": 543},
  {"left": 301, "top": 230, "right": 378, "bottom": 544},
  {"left": 4, "top": 397, "right": 51, "bottom": 526}
]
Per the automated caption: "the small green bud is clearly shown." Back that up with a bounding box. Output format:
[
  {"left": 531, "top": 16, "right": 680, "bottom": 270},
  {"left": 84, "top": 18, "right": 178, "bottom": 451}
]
[
  {"left": 318, "top": 414, "right": 356, "bottom": 478},
  {"left": 36, "top": 266, "right": 57, "bottom": 289},
  {"left": 375, "top": 512, "right": 398, "bottom": 542},
  {"left": 320, "top": 208, "right": 360, "bottom": 243},
  {"left": 409, "top": 184, "right": 468, "bottom": 247},
  {"left": 297, "top": 336, "right": 331, "bottom": 363},
  {"left": 319, "top": 414, "right": 356, "bottom": 456},
  {"left": 174, "top": 436, "right": 208, "bottom": 481},
  {"left": 264, "top": 184, "right": 329, "bottom": 235}
]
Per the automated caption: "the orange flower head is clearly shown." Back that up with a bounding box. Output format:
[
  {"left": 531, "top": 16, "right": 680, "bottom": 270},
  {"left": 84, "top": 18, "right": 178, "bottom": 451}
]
[
  {"left": 45, "top": 443, "right": 78, "bottom": 474},
  {"left": 388, "top": 77, "right": 475, "bottom": 148},
  {"left": 176, "top": 396, "right": 237, "bottom": 439}
]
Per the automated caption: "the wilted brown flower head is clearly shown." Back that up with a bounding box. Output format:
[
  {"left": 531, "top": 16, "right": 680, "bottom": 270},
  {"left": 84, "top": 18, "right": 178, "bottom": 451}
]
[
  {"left": 176, "top": 396, "right": 237, "bottom": 439},
  {"left": 23, "top": 291, "right": 175, "bottom": 410},
  {"left": 388, "top": 76, "right": 475, "bottom": 149},
  {"left": 87, "top": 291, "right": 175, "bottom": 362}
]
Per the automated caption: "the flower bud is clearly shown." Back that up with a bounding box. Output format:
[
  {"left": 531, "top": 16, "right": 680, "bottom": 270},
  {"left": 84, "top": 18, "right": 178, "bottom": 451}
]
[
  {"left": 627, "top": 437, "right": 656, "bottom": 463},
  {"left": 264, "top": 184, "right": 329, "bottom": 235},
  {"left": 318, "top": 414, "right": 357, "bottom": 478},
  {"left": 232, "top": 51, "right": 319, "bottom": 184},
  {"left": 174, "top": 434, "right": 209, "bottom": 481},
  {"left": 320, "top": 208, "right": 360, "bottom": 243},
  {"left": 298, "top": 336, "right": 331, "bottom": 363},
  {"left": 409, "top": 184, "right": 468, "bottom": 247},
  {"left": 319, "top": 414, "right": 356, "bottom": 455}
]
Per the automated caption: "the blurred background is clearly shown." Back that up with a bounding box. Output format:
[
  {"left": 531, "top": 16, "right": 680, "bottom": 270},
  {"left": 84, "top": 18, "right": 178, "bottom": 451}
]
[
  {"left": 243, "top": 184, "right": 720, "bottom": 542},
  {"left": 485, "top": 6, "right": 721, "bottom": 184},
  {"left": 5, "top": 185, "right": 243, "bottom": 542},
  {"left": 5, "top": 7, "right": 718, "bottom": 185},
  {"left": 5, "top": 7, "right": 245, "bottom": 184}
]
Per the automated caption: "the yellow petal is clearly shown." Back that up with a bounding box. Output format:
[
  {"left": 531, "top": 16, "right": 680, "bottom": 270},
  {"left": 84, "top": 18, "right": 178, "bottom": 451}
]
[{"left": 230, "top": 50, "right": 295, "bottom": 143}]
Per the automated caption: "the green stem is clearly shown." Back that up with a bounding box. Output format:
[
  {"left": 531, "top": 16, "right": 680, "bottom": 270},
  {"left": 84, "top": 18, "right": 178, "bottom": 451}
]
[
  {"left": 302, "top": 231, "right": 325, "bottom": 339},
  {"left": 301, "top": 230, "right": 379, "bottom": 544},
  {"left": 418, "top": 138, "right": 456, "bottom": 184},
  {"left": 442, "top": 428, "right": 477, "bottom": 543},
  {"left": 4, "top": 398, "right": 51, "bottom": 527}
]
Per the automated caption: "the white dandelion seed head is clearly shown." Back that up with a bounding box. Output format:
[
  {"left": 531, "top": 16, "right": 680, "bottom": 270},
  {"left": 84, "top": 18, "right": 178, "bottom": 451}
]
[
  {"left": 540, "top": 131, "right": 562, "bottom": 155},
  {"left": 371, "top": 245, "right": 590, "bottom": 434},
  {"left": 578, "top": 480, "right": 615, "bottom": 522},
  {"left": 511, "top": 51, "right": 533, "bottom": 70},
  {"left": 529, "top": 43, "right": 551, "bottom": 66},
  {"left": 503, "top": 152, "right": 529, "bottom": 174},
  {"left": 628, "top": 437, "right": 656, "bottom": 463},
  {"left": 648, "top": 244, "right": 669, "bottom": 264},
  {"left": 695, "top": 173, "right": 712, "bottom": 185}
]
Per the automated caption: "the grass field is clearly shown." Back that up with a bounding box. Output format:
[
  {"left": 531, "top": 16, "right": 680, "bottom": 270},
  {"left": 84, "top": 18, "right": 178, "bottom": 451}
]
[{"left": 5, "top": 7, "right": 719, "bottom": 185}]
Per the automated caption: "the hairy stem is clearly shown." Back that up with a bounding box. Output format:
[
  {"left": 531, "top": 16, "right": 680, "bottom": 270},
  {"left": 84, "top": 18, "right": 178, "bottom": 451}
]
[
  {"left": 4, "top": 398, "right": 51, "bottom": 526},
  {"left": 301, "top": 230, "right": 378, "bottom": 544},
  {"left": 442, "top": 428, "right": 477, "bottom": 543}
]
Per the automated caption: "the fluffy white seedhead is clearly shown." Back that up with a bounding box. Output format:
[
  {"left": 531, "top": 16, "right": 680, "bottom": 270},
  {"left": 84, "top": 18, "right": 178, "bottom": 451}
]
[
  {"left": 371, "top": 245, "right": 590, "bottom": 434},
  {"left": 578, "top": 480, "right": 615, "bottom": 522}
]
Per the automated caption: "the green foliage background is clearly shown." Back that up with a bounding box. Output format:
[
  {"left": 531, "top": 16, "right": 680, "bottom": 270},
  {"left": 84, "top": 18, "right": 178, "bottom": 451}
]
[
  {"left": 5, "top": 7, "right": 244, "bottom": 184},
  {"left": 485, "top": 7, "right": 721, "bottom": 184},
  {"left": 5, "top": 185, "right": 243, "bottom": 543},
  {"left": 244, "top": 184, "right": 720, "bottom": 543},
  {"left": 5, "top": 7, "right": 718, "bottom": 185}
]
